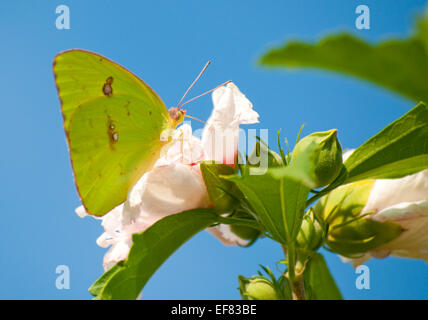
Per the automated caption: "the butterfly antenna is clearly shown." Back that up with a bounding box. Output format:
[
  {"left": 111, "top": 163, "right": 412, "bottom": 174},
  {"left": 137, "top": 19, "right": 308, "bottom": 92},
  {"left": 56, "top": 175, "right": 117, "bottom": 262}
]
[
  {"left": 179, "top": 80, "right": 232, "bottom": 109},
  {"left": 184, "top": 114, "right": 207, "bottom": 125},
  {"left": 177, "top": 61, "right": 211, "bottom": 109}
]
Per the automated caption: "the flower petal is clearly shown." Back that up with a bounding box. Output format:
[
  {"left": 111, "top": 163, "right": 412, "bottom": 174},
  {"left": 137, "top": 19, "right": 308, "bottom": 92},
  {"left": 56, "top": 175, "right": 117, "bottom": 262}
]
[
  {"left": 122, "top": 163, "right": 210, "bottom": 224},
  {"left": 157, "top": 123, "right": 205, "bottom": 166},
  {"left": 202, "top": 83, "right": 258, "bottom": 164},
  {"left": 75, "top": 205, "right": 87, "bottom": 218},
  {"left": 345, "top": 200, "right": 428, "bottom": 266},
  {"left": 363, "top": 169, "right": 428, "bottom": 214},
  {"left": 102, "top": 239, "right": 132, "bottom": 271},
  {"left": 206, "top": 225, "right": 249, "bottom": 246}
]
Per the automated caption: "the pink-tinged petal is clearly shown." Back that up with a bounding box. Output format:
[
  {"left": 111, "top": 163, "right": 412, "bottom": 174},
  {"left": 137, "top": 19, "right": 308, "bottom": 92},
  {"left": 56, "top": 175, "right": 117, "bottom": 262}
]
[
  {"left": 363, "top": 169, "right": 428, "bottom": 214},
  {"left": 369, "top": 200, "right": 428, "bottom": 262},
  {"left": 122, "top": 163, "right": 210, "bottom": 224},
  {"left": 372, "top": 200, "right": 428, "bottom": 222},
  {"left": 202, "top": 124, "right": 240, "bottom": 165},
  {"left": 202, "top": 83, "right": 258, "bottom": 165},
  {"left": 207, "top": 225, "right": 249, "bottom": 246},
  {"left": 102, "top": 239, "right": 132, "bottom": 271},
  {"left": 345, "top": 199, "right": 428, "bottom": 266},
  {"left": 158, "top": 124, "right": 205, "bottom": 166},
  {"left": 210, "top": 82, "right": 259, "bottom": 128},
  {"left": 95, "top": 205, "right": 124, "bottom": 248},
  {"left": 75, "top": 205, "right": 87, "bottom": 218}
]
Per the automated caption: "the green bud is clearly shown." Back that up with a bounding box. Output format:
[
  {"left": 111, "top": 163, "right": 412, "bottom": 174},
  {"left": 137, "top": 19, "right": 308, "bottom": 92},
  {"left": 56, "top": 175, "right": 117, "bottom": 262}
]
[
  {"left": 230, "top": 224, "right": 260, "bottom": 242},
  {"left": 248, "top": 140, "right": 283, "bottom": 168},
  {"left": 311, "top": 181, "right": 402, "bottom": 257},
  {"left": 229, "top": 211, "right": 261, "bottom": 243},
  {"left": 238, "top": 276, "right": 278, "bottom": 300},
  {"left": 292, "top": 129, "right": 343, "bottom": 188},
  {"left": 327, "top": 218, "right": 402, "bottom": 256},
  {"left": 296, "top": 211, "right": 326, "bottom": 252},
  {"left": 313, "top": 180, "right": 374, "bottom": 225}
]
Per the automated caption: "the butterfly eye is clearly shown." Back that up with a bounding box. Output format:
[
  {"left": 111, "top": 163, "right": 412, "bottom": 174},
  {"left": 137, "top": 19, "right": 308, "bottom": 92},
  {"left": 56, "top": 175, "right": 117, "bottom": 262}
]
[{"left": 176, "top": 109, "right": 186, "bottom": 123}]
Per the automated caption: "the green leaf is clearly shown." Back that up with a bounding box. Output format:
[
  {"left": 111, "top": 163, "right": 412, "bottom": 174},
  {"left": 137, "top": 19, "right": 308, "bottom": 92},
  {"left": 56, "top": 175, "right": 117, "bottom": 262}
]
[
  {"left": 416, "top": 11, "right": 428, "bottom": 51},
  {"left": 344, "top": 102, "right": 428, "bottom": 183},
  {"left": 228, "top": 170, "right": 309, "bottom": 243},
  {"left": 89, "top": 263, "right": 122, "bottom": 298},
  {"left": 200, "top": 162, "right": 242, "bottom": 212},
  {"left": 259, "top": 31, "right": 428, "bottom": 103},
  {"left": 90, "top": 209, "right": 218, "bottom": 300},
  {"left": 303, "top": 253, "right": 342, "bottom": 300}
]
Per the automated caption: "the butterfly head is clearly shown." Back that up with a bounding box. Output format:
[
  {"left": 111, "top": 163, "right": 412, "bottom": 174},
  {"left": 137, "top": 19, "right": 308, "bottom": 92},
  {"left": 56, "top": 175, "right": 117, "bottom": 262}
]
[{"left": 168, "top": 107, "right": 186, "bottom": 128}]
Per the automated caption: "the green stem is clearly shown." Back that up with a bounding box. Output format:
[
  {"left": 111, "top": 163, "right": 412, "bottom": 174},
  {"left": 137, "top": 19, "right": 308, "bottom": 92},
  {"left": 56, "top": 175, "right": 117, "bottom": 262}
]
[
  {"left": 216, "top": 216, "right": 262, "bottom": 231},
  {"left": 282, "top": 243, "right": 306, "bottom": 300},
  {"left": 306, "top": 191, "right": 325, "bottom": 207},
  {"left": 284, "top": 244, "right": 295, "bottom": 281}
]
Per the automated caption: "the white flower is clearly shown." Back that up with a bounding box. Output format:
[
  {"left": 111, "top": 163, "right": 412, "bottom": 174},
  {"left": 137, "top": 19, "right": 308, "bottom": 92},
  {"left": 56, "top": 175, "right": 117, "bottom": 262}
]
[
  {"left": 202, "top": 82, "right": 259, "bottom": 164},
  {"left": 341, "top": 150, "right": 428, "bottom": 266},
  {"left": 76, "top": 82, "right": 259, "bottom": 270}
]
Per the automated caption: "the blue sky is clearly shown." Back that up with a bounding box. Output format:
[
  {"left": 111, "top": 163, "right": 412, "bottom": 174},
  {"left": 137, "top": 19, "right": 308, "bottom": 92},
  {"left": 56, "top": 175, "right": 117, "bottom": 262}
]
[{"left": 0, "top": 0, "right": 427, "bottom": 299}]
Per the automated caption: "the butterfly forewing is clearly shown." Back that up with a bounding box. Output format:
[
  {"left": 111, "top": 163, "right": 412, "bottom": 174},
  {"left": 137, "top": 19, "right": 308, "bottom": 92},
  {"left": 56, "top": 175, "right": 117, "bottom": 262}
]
[
  {"left": 53, "top": 50, "right": 172, "bottom": 216},
  {"left": 53, "top": 49, "right": 169, "bottom": 130}
]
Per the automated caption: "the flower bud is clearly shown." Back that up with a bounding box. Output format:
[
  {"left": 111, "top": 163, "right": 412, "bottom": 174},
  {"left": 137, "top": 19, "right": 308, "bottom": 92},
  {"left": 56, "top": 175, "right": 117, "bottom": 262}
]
[
  {"left": 312, "top": 179, "right": 404, "bottom": 262},
  {"left": 238, "top": 276, "right": 278, "bottom": 300},
  {"left": 296, "top": 211, "right": 326, "bottom": 252},
  {"left": 230, "top": 224, "right": 260, "bottom": 242},
  {"left": 292, "top": 129, "right": 342, "bottom": 188},
  {"left": 229, "top": 211, "right": 261, "bottom": 243}
]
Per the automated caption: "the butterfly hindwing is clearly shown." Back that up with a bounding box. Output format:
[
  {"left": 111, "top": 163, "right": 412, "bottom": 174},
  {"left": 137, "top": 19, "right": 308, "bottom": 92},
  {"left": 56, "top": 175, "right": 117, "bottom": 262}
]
[{"left": 68, "top": 94, "right": 170, "bottom": 215}]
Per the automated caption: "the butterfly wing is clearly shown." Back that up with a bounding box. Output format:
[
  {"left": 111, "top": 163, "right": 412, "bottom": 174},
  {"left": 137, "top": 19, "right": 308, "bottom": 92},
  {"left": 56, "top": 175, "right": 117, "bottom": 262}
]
[
  {"left": 53, "top": 49, "right": 168, "bottom": 130},
  {"left": 54, "top": 50, "right": 172, "bottom": 216}
]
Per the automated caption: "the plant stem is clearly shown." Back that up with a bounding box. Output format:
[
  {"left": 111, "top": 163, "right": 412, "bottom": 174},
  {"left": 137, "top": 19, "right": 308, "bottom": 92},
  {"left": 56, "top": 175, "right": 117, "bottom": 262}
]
[
  {"left": 291, "top": 276, "right": 306, "bottom": 300},
  {"left": 216, "top": 216, "right": 262, "bottom": 230},
  {"left": 285, "top": 244, "right": 295, "bottom": 281},
  {"left": 282, "top": 244, "right": 306, "bottom": 300}
]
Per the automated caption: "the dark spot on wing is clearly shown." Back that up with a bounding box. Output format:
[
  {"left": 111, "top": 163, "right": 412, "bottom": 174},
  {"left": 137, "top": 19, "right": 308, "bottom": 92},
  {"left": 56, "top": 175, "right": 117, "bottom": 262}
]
[
  {"left": 103, "top": 76, "right": 114, "bottom": 96},
  {"left": 124, "top": 101, "right": 131, "bottom": 116},
  {"left": 107, "top": 117, "right": 119, "bottom": 150},
  {"left": 118, "top": 163, "right": 125, "bottom": 176}
]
